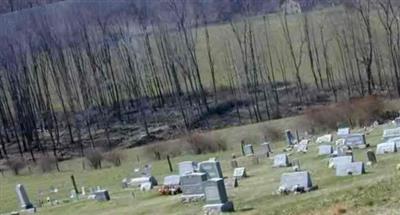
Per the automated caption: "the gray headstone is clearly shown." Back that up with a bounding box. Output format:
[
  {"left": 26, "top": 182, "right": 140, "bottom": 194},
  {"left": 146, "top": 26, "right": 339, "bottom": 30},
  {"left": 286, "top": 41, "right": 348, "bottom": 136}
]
[
  {"left": 280, "top": 171, "right": 313, "bottom": 190},
  {"left": 224, "top": 178, "right": 238, "bottom": 189},
  {"left": 180, "top": 172, "right": 207, "bottom": 196},
  {"left": 16, "top": 184, "right": 34, "bottom": 209},
  {"left": 318, "top": 145, "right": 333, "bottom": 155},
  {"left": 260, "top": 142, "right": 272, "bottom": 156},
  {"left": 337, "top": 127, "right": 350, "bottom": 137},
  {"left": 383, "top": 127, "right": 400, "bottom": 141},
  {"left": 329, "top": 156, "right": 353, "bottom": 168},
  {"left": 230, "top": 159, "right": 238, "bottom": 169},
  {"left": 273, "top": 154, "right": 289, "bottom": 167},
  {"left": 344, "top": 133, "right": 366, "bottom": 147},
  {"left": 204, "top": 178, "right": 228, "bottom": 204},
  {"left": 198, "top": 160, "right": 223, "bottom": 179},
  {"left": 94, "top": 190, "right": 110, "bottom": 201},
  {"left": 336, "top": 162, "right": 365, "bottom": 176},
  {"left": 233, "top": 167, "right": 247, "bottom": 180},
  {"left": 387, "top": 137, "right": 400, "bottom": 150},
  {"left": 243, "top": 144, "right": 254, "bottom": 156},
  {"left": 163, "top": 175, "right": 180, "bottom": 186},
  {"left": 395, "top": 117, "right": 400, "bottom": 127},
  {"left": 366, "top": 150, "right": 377, "bottom": 164},
  {"left": 376, "top": 142, "right": 396, "bottom": 154},
  {"left": 316, "top": 134, "right": 333, "bottom": 144},
  {"left": 178, "top": 161, "right": 197, "bottom": 176}
]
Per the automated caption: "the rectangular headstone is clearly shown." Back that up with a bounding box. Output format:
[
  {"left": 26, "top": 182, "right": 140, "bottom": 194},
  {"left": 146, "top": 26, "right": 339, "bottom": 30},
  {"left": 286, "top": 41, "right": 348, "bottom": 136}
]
[
  {"left": 94, "top": 190, "right": 110, "bottom": 201},
  {"left": 383, "top": 127, "right": 400, "bottom": 141},
  {"left": 273, "top": 154, "right": 289, "bottom": 167},
  {"left": 337, "top": 128, "right": 350, "bottom": 137},
  {"left": 336, "top": 162, "right": 365, "bottom": 176},
  {"left": 376, "top": 142, "right": 396, "bottom": 154},
  {"left": 316, "top": 134, "right": 333, "bottom": 144},
  {"left": 181, "top": 173, "right": 207, "bottom": 196},
  {"left": 280, "top": 171, "right": 313, "bottom": 190},
  {"left": 395, "top": 117, "right": 400, "bottom": 127},
  {"left": 233, "top": 167, "right": 247, "bottom": 180},
  {"left": 318, "top": 145, "right": 333, "bottom": 155},
  {"left": 16, "top": 184, "right": 34, "bottom": 209},
  {"left": 243, "top": 144, "right": 254, "bottom": 156},
  {"left": 178, "top": 161, "right": 197, "bottom": 176},
  {"left": 344, "top": 133, "right": 366, "bottom": 147},
  {"left": 204, "top": 178, "right": 228, "bottom": 204},
  {"left": 260, "top": 142, "right": 272, "bottom": 156},
  {"left": 329, "top": 156, "right": 353, "bottom": 168},
  {"left": 224, "top": 178, "right": 238, "bottom": 189},
  {"left": 388, "top": 137, "right": 400, "bottom": 150},
  {"left": 198, "top": 160, "right": 223, "bottom": 179},
  {"left": 163, "top": 175, "right": 180, "bottom": 186}
]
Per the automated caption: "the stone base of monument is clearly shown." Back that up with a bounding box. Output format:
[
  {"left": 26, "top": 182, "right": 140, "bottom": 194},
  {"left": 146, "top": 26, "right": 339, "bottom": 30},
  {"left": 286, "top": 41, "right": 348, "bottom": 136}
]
[
  {"left": 17, "top": 207, "right": 37, "bottom": 214},
  {"left": 181, "top": 194, "right": 205, "bottom": 203},
  {"left": 203, "top": 201, "right": 234, "bottom": 214}
]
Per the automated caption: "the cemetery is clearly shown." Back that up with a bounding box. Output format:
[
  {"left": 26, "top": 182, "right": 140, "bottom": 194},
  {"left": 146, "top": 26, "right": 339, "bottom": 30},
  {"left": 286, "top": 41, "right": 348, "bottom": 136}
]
[{"left": 2, "top": 116, "right": 400, "bottom": 214}]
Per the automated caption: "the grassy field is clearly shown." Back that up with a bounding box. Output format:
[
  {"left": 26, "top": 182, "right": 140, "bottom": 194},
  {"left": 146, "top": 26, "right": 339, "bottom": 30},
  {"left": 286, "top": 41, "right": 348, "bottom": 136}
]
[{"left": 1, "top": 115, "right": 400, "bottom": 215}]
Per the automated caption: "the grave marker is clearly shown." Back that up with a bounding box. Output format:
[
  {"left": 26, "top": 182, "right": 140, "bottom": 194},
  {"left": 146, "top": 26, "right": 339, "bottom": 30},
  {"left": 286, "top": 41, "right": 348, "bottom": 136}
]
[
  {"left": 273, "top": 154, "right": 289, "bottom": 167},
  {"left": 376, "top": 142, "right": 396, "bottom": 154},
  {"left": 181, "top": 172, "right": 207, "bottom": 196},
  {"left": 285, "top": 130, "right": 295, "bottom": 145},
  {"left": 318, "top": 145, "right": 333, "bottom": 155},
  {"left": 233, "top": 167, "right": 247, "bottom": 180},
  {"left": 395, "top": 117, "right": 400, "bottom": 127},
  {"left": 366, "top": 150, "right": 377, "bottom": 164},
  {"left": 16, "top": 184, "right": 34, "bottom": 209},
  {"left": 383, "top": 127, "right": 400, "bottom": 141},
  {"left": 279, "top": 171, "right": 314, "bottom": 191},
  {"left": 328, "top": 156, "right": 353, "bottom": 169},
  {"left": 316, "top": 134, "right": 333, "bottom": 144},
  {"left": 243, "top": 144, "right": 254, "bottom": 156},
  {"left": 163, "top": 175, "right": 180, "bottom": 186},
  {"left": 336, "top": 162, "right": 365, "bottom": 176},
  {"left": 224, "top": 178, "right": 238, "bottom": 189},
  {"left": 94, "top": 190, "right": 110, "bottom": 201},
  {"left": 337, "top": 127, "right": 350, "bottom": 137},
  {"left": 260, "top": 142, "right": 272, "bottom": 157},
  {"left": 178, "top": 161, "right": 197, "bottom": 176},
  {"left": 344, "top": 133, "right": 366, "bottom": 148},
  {"left": 230, "top": 159, "right": 238, "bottom": 169},
  {"left": 387, "top": 137, "right": 400, "bottom": 150},
  {"left": 198, "top": 160, "right": 223, "bottom": 179},
  {"left": 203, "top": 178, "right": 234, "bottom": 213}
]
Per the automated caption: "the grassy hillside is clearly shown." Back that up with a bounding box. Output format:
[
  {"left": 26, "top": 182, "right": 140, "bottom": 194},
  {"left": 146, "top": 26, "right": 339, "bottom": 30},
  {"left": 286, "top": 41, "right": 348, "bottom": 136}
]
[{"left": 1, "top": 115, "right": 400, "bottom": 215}]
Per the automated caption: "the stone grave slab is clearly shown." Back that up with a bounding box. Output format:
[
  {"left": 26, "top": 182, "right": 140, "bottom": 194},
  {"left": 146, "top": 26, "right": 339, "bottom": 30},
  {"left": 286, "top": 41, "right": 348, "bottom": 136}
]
[
  {"left": 243, "top": 144, "right": 254, "bottom": 156},
  {"left": 203, "top": 178, "right": 234, "bottom": 213},
  {"left": 273, "top": 154, "right": 289, "bottom": 167},
  {"left": 337, "top": 127, "right": 350, "bottom": 137},
  {"left": 260, "top": 142, "right": 272, "bottom": 157},
  {"left": 279, "top": 171, "right": 314, "bottom": 191},
  {"left": 16, "top": 184, "right": 34, "bottom": 210},
  {"left": 344, "top": 133, "right": 366, "bottom": 148},
  {"left": 395, "top": 117, "right": 400, "bottom": 127},
  {"left": 163, "top": 175, "right": 180, "bottom": 186},
  {"left": 94, "top": 190, "right": 110, "bottom": 201},
  {"left": 316, "top": 134, "right": 333, "bottom": 144},
  {"left": 178, "top": 161, "right": 197, "bottom": 176},
  {"left": 181, "top": 172, "right": 207, "bottom": 201},
  {"left": 198, "top": 160, "right": 223, "bottom": 179},
  {"left": 224, "top": 178, "right": 238, "bottom": 189},
  {"left": 336, "top": 162, "right": 365, "bottom": 176},
  {"left": 318, "top": 145, "right": 333, "bottom": 155},
  {"left": 376, "top": 142, "right": 396, "bottom": 154},
  {"left": 366, "top": 150, "right": 377, "bottom": 164},
  {"left": 383, "top": 127, "right": 400, "bottom": 142},
  {"left": 328, "top": 156, "right": 353, "bottom": 169},
  {"left": 233, "top": 167, "right": 247, "bottom": 180},
  {"left": 387, "top": 137, "right": 400, "bottom": 150}
]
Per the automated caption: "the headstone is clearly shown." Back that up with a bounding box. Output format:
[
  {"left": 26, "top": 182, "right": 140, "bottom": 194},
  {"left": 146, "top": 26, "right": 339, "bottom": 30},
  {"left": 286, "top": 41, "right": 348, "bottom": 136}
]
[
  {"left": 335, "top": 138, "right": 345, "bottom": 146},
  {"left": 337, "top": 127, "right": 350, "bottom": 137},
  {"left": 273, "top": 154, "right": 289, "bottom": 167},
  {"left": 129, "top": 176, "right": 158, "bottom": 187},
  {"left": 224, "top": 178, "right": 238, "bottom": 189},
  {"left": 203, "top": 178, "right": 234, "bottom": 213},
  {"left": 178, "top": 161, "right": 197, "bottom": 176},
  {"left": 163, "top": 175, "right": 180, "bottom": 186},
  {"left": 344, "top": 133, "right": 366, "bottom": 148},
  {"left": 285, "top": 130, "right": 295, "bottom": 145},
  {"left": 336, "top": 162, "right": 365, "bottom": 176},
  {"left": 316, "top": 134, "right": 333, "bottom": 144},
  {"left": 366, "top": 150, "right": 377, "bottom": 164},
  {"left": 296, "top": 140, "right": 308, "bottom": 153},
  {"left": 291, "top": 159, "right": 300, "bottom": 171},
  {"left": 318, "top": 145, "right": 333, "bottom": 155},
  {"left": 328, "top": 156, "right": 353, "bottom": 169},
  {"left": 180, "top": 172, "right": 207, "bottom": 197},
  {"left": 395, "top": 117, "right": 400, "bottom": 127},
  {"left": 243, "top": 144, "right": 254, "bottom": 156},
  {"left": 279, "top": 171, "right": 314, "bottom": 191},
  {"left": 198, "top": 160, "right": 223, "bottom": 179},
  {"left": 387, "top": 137, "right": 400, "bottom": 150},
  {"left": 16, "top": 184, "right": 34, "bottom": 209},
  {"left": 233, "top": 167, "right": 247, "bottom": 180},
  {"left": 230, "top": 159, "right": 238, "bottom": 169},
  {"left": 94, "top": 190, "right": 110, "bottom": 201},
  {"left": 376, "top": 142, "right": 396, "bottom": 154},
  {"left": 142, "top": 164, "right": 152, "bottom": 177},
  {"left": 260, "top": 142, "right": 272, "bottom": 157},
  {"left": 140, "top": 182, "right": 153, "bottom": 191},
  {"left": 383, "top": 127, "right": 400, "bottom": 141}
]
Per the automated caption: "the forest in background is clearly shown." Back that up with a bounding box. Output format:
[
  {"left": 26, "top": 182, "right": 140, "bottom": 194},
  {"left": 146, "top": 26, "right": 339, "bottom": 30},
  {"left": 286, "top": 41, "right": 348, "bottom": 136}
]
[{"left": 0, "top": 0, "right": 400, "bottom": 165}]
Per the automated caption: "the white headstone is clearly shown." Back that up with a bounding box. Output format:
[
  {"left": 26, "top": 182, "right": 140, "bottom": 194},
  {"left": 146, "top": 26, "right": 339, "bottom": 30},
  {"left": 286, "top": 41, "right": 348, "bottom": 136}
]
[
  {"left": 394, "top": 117, "right": 400, "bottom": 127},
  {"left": 140, "top": 182, "right": 153, "bottom": 191},
  {"left": 280, "top": 171, "right": 313, "bottom": 190},
  {"left": 163, "top": 175, "right": 180, "bottom": 186},
  {"left": 316, "top": 134, "right": 333, "bottom": 144},
  {"left": 198, "top": 160, "right": 223, "bottom": 179},
  {"left": 337, "top": 128, "right": 350, "bottom": 137},
  {"left": 273, "top": 154, "right": 289, "bottom": 167},
  {"left": 328, "top": 156, "right": 353, "bottom": 169},
  {"left": 388, "top": 137, "right": 400, "bottom": 150},
  {"left": 233, "top": 167, "right": 247, "bottom": 180},
  {"left": 178, "top": 161, "right": 197, "bottom": 176},
  {"left": 383, "top": 127, "right": 400, "bottom": 141},
  {"left": 376, "top": 142, "right": 396, "bottom": 154},
  {"left": 16, "top": 184, "right": 34, "bottom": 209},
  {"left": 336, "top": 162, "right": 365, "bottom": 176},
  {"left": 243, "top": 144, "right": 254, "bottom": 156},
  {"left": 318, "top": 145, "right": 333, "bottom": 155}
]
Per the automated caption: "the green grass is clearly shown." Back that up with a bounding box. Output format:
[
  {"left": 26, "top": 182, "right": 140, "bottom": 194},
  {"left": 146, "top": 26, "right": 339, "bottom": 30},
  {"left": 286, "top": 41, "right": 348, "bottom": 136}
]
[{"left": 1, "top": 116, "right": 400, "bottom": 215}]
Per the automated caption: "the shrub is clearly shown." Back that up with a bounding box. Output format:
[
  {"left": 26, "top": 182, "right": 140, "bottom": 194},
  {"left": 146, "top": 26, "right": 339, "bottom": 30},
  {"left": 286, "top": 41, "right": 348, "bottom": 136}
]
[
  {"left": 5, "top": 158, "right": 26, "bottom": 175},
  {"left": 104, "top": 150, "right": 124, "bottom": 167},
  {"left": 85, "top": 150, "right": 103, "bottom": 169},
  {"left": 37, "top": 156, "right": 57, "bottom": 173},
  {"left": 185, "top": 133, "right": 227, "bottom": 155},
  {"left": 261, "top": 125, "right": 282, "bottom": 142},
  {"left": 144, "top": 140, "right": 183, "bottom": 160}
]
